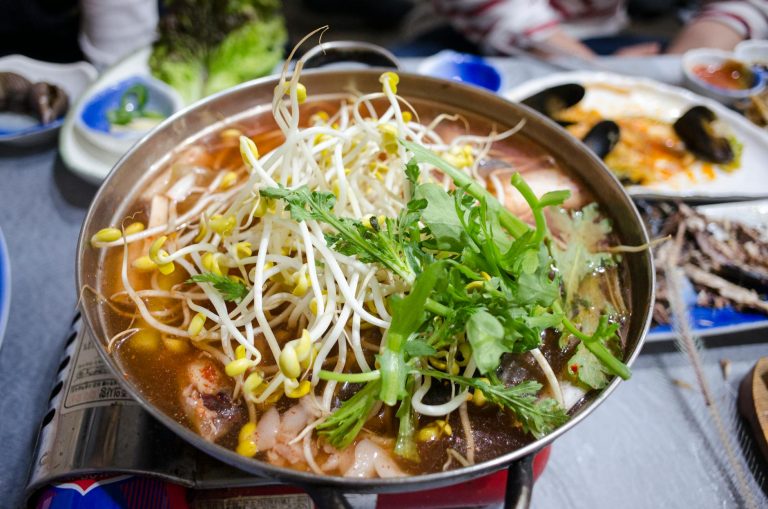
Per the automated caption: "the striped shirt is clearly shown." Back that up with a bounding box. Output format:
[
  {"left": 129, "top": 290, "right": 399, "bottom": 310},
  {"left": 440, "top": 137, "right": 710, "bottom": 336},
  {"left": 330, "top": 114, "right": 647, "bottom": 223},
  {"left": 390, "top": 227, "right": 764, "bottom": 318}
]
[{"left": 432, "top": 0, "right": 768, "bottom": 52}]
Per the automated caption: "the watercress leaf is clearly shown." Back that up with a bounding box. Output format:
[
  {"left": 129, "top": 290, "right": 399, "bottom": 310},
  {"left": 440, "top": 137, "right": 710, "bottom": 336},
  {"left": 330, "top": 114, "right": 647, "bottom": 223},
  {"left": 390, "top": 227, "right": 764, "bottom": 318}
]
[
  {"left": 511, "top": 247, "right": 560, "bottom": 307},
  {"left": 522, "top": 310, "right": 564, "bottom": 331},
  {"left": 420, "top": 369, "right": 569, "bottom": 438},
  {"left": 466, "top": 309, "right": 506, "bottom": 375},
  {"left": 548, "top": 203, "right": 615, "bottom": 309},
  {"left": 498, "top": 231, "right": 537, "bottom": 276},
  {"left": 498, "top": 315, "right": 539, "bottom": 353},
  {"left": 515, "top": 271, "right": 559, "bottom": 306},
  {"left": 401, "top": 139, "right": 530, "bottom": 238},
  {"left": 406, "top": 198, "right": 428, "bottom": 213},
  {"left": 404, "top": 340, "right": 437, "bottom": 358},
  {"left": 405, "top": 157, "right": 421, "bottom": 185},
  {"left": 188, "top": 272, "right": 248, "bottom": 302},
  {"left": 260, "top": 186, "right": 337, "bottom": 223},
  {"left": 415, "top": 183, "right": 464, "bottom": 251},
  {"left": 567, "top": 342, "right": 609, "bottom": 389}
]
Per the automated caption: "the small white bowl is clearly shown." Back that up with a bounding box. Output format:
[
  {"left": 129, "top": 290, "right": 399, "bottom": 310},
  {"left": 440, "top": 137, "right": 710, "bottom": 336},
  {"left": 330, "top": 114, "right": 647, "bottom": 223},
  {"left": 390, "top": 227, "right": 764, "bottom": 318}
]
[
  {"left": 74, "top": 75, "right": 183, "bottom": 155},
  {"left": 682, "top": 48, "right": 764, "bottom": 105},
  {"left": 734, "top": 40, "right": 768, "bottom": 69}
]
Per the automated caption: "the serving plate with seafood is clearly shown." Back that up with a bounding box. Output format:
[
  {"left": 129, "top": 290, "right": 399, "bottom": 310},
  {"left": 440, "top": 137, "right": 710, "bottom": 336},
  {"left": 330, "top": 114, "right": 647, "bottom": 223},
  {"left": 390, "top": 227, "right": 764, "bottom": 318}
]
[
  {"left": 643, "top": 199, "right": 768, "bottom": 342},
  {"left": 507, "top": 71, "right": 768, "bottom": 200}
]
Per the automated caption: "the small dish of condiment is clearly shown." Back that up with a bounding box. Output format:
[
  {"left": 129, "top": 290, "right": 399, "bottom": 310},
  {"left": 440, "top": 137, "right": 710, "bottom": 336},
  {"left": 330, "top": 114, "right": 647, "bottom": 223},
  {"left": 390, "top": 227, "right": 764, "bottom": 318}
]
[
  {"left": 75, "top": 75, "right": 183, "bottom": 155},
  {"left": 691, "top": 59, "right": 754, "bottom": 90},
  {"left": 683, "top": 49, "right": 765, "bottom": 105}
]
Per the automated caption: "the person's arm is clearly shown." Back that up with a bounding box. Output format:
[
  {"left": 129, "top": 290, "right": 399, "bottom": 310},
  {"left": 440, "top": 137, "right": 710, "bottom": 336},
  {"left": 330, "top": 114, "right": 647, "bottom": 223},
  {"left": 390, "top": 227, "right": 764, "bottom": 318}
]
[
  {"left": 667, "top": 19, "right": 743, "bottom": 53},
  {"left": 667, "top": 0, "right": 768, "bottom": 54},
  {"left": 433, "top": 0, "right": 596, "bottom": 58},
  {"left": 532, "top": 29, "right": 596, "bottom": 59}
]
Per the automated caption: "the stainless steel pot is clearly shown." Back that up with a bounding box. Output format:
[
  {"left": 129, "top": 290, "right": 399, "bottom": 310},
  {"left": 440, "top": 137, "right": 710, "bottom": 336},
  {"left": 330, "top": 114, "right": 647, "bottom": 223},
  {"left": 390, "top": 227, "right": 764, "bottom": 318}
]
[{"left": 75, "top": 45, "right": 654, "bottom": 507}]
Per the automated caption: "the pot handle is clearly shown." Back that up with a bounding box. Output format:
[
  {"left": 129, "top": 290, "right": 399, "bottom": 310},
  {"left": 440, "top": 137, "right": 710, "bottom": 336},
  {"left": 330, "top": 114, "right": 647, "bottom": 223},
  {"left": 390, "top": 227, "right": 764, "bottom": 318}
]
[
  {"left": 504, "top": 455, "right": 535, "bottom": 509},
  {"left": 301, "top": 40, "right": 400, "bottom": 70},
  {"left": 301, "top": 484, "right": 353, "bottom": 509}
]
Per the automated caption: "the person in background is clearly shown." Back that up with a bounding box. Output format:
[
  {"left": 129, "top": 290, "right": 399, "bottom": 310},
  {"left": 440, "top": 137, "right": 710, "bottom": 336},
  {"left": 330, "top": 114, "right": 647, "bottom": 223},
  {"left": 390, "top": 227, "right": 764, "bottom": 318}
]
[{"left": 431, "top": 0, "right": 768, "bottom": 58}]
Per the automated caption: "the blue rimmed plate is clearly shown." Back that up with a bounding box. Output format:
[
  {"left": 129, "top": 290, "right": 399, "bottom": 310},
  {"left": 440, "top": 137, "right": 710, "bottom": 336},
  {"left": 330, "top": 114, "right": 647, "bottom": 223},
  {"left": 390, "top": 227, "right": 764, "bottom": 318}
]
[
  {"left": 647, "top": 200, "right": 768, "bottom": 342},
  {"left": 0, "top": 55, "right": 97, "bottom": 147},
  {"left": 0, "top": 226, "right": 10, "bottom": 350}
]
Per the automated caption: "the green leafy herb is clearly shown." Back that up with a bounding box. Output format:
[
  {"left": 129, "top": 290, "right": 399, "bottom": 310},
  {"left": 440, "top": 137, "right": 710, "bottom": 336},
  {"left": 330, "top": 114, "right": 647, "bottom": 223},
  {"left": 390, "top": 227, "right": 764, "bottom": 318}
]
[
  {"left": 401, "top": 139, "right": 531, "bottom": 238},
  {"left": 563, "top": 315, "right": 629, "bottom": 380},
  {"left": 316, "top": 380, "right": 381, "bottom": 449},
  {"left": 420, "top": 369, "right": 568, "bottom": 438},
  {"left": 188, "top": 272, "right": 249, "bottom": 302},
  {"left": 403, "top": 340, "right": 437, "bottom": 358},
  {"left": 567, "top": 342, "right": 609, "bottom": 389},
  {"left": 260, "top": 186, "right": 417, "bottom": 281},
  {"left": 107, "top": 85, "right": 165, "bottom": 126},
  {"left": 415, "top": 183, "right": 465, "bottom": 251},
  {"left": 548, "top": 204, "right": 615, "bottom": 309},
  {"left": 269, "top": 143, "right": 633, "bottom": 453},
  {"left": 466, "top": 309, "right": 506, "bottom": 375}
]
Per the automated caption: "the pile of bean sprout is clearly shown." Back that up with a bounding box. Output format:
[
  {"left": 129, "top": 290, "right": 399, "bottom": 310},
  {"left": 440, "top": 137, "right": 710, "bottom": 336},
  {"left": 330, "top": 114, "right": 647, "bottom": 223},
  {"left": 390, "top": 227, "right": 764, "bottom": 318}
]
[{"left": 90, "top": 41, "right": 542, "bottom": 466}]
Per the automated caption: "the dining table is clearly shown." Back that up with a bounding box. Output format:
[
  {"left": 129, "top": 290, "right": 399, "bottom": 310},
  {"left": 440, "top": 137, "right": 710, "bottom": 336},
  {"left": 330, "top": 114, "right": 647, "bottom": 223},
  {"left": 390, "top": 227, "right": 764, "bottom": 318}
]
[{"left": 0, "top": 54, "right": 766, "bottom": 509}]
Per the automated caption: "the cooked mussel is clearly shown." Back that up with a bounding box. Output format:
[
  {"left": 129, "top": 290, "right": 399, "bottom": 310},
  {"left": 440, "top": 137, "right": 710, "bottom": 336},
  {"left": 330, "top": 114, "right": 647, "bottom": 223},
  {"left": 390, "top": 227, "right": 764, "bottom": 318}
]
[
  {"left": 673, "top": 105, "right": 734, "bottom": 164},
  {"left": 0, "top": 71, "right": 69, "bottom": 125},
  {"left": 582, "top": 120, "right": 620, "bottom": 159},
  {"left": 521, "top": 83, "right": 585, "bottom": 125}
]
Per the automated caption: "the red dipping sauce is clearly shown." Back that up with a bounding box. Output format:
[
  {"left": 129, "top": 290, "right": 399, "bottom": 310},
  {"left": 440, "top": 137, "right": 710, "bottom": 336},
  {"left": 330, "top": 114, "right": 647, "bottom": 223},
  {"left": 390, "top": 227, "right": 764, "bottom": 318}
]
[{"left": 692, "top": 60, "right": 755, "bottom": 90}]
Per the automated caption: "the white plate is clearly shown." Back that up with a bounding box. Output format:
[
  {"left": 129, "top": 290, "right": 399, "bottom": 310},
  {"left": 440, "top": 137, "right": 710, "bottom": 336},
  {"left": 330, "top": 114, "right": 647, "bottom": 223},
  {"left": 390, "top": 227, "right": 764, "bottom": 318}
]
[
  {"left": 60, "top": 48, "right": 183, "bottom": 184},
  {"left": 0, "top": 55, "right": 97, "bottom": 147},
  {"left": 506, "top": 71, "right": 768, "bottom": 201}
]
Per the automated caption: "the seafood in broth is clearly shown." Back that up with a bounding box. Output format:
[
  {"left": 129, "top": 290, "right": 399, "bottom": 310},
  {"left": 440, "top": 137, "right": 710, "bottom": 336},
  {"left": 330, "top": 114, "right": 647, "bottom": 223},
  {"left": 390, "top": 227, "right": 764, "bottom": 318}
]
[{"left": 89, "top": 59, "right": 634, "bottom": 477}]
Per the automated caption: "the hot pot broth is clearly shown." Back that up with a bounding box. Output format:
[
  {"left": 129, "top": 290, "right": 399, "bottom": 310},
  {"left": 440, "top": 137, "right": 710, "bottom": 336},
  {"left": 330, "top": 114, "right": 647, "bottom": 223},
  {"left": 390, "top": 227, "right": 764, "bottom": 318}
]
[{"left": 93, "top": 79, "right": 631, "bottom": 477}]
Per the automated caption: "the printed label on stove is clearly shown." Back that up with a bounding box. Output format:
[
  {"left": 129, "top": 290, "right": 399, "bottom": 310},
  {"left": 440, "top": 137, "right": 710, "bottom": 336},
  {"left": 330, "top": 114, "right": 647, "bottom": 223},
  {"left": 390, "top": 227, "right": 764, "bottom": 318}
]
[
  {"left": 193, "top": 494, "right": 313, "bottom": 509},
  {"left": 61, "top": 333, "right": 135, "bottom": 413}
]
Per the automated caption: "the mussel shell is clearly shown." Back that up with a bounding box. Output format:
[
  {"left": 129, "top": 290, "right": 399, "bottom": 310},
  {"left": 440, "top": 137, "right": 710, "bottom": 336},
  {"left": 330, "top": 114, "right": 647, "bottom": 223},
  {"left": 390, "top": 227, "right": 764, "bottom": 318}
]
[
  {"left": 521, "top": 83, "right": 585, "bottom": 123},
  {"left": 582, "top": 120, "right": 620, "bottom": 159},
  {"left": 673, "top": 105, "right": 734, "bottom": 164}
]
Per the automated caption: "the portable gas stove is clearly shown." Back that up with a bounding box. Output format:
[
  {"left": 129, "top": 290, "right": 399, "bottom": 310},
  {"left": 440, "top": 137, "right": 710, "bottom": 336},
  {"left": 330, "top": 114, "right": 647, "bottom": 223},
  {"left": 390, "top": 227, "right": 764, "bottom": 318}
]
[{"left": 25, "top": 315, "right": 549, "bottom": 508}]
